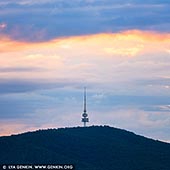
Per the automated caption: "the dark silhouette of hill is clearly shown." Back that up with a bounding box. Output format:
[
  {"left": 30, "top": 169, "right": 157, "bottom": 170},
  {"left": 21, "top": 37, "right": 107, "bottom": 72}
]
[{"left": 0, "top": 126, "right": 170, "bottom": 170}]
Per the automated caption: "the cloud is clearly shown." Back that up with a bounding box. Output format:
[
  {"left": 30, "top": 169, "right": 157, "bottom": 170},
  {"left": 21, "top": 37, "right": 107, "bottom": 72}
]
[
  {"left": 135, "top": 77, "right": 170, "bottom": 94},
  {"left": 0, "top": 30, "right": 170, "bottom": 142},
  {"left": 0, "top": 30, "right": 170, "bottom": 95},
  {"left": 0, "top": 23, "right": 7, "bottom": 30},
  {"left": 0, "top": 79, "right": 48, "bottom": 94},
  {"left": 0, "top": 67, "right": 44, "bottom": 73},
  {"left": 137, "top": 77, "right": 170, "bottom": 86},
  {"left": 0, "top": 0, "right": 170, "bottom": 41},
  {"left": 0, "top": 78, "right": 88, "bottom": 94}
]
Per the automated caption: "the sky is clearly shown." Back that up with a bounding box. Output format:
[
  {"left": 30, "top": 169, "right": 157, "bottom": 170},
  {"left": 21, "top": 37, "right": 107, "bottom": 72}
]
[{"left": 0, "top": 0, "right": 170, "bottom": 142}]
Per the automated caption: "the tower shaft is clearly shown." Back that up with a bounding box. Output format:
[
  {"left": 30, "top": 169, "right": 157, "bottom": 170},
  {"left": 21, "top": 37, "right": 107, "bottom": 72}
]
[
  {"left": 84, "top": 87, "right": 86, "bottom": 113},
  {"left": 81, "top": 87, "right": 89, "bottom": 127}
]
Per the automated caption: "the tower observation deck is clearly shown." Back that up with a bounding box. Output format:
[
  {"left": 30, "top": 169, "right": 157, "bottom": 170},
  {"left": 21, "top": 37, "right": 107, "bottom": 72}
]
[{"left": 81, "top": 87, "right": 89, "bottom": 127}]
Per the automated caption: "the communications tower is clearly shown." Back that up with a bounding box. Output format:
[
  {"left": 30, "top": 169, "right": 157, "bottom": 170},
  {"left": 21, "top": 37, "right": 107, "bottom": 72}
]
[{"left": 81, "top": 87, "right": 89, "bottom": 127}]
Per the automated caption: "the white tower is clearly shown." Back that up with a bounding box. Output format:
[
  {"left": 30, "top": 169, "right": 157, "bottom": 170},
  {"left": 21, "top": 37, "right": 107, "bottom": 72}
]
[{"left": 81, "top": 87, "right": 89, "bottom": 127}]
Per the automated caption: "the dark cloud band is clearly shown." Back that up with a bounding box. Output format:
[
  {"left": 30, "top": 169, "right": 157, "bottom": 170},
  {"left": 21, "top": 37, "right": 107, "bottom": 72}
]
[{"left": 0, "top": 0, "right": 170, "bottom": 41}]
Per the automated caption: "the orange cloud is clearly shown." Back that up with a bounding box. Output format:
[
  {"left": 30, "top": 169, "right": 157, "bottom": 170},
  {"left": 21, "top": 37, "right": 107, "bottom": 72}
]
[
  {"left": 0, "top": 36, "right": 32, "bottom": 53},
  {"left": 0, "top": 30, "right": 170, "bottom": 54},
  {"left": 0, "top": 30, "right": 170, "bottom": 81},
  {"left": 121, "top": 30, "right": 170, "bottom": 42}
]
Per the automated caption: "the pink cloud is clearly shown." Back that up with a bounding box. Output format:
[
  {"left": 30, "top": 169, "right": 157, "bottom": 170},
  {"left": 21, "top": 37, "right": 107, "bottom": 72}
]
[{"left": 0, "top": 23, "right": 7, "bottom": 30}]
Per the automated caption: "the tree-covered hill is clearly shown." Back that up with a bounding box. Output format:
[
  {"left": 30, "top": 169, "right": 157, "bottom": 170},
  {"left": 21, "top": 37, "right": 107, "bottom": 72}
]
[{"left": 0, "top": 126, "right": 170, "bottom": 170}]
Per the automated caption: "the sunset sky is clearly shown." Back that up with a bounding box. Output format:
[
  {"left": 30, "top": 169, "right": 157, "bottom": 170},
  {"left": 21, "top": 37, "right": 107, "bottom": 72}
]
[{"left": 0, "top": 0, "right": 170, "bottom": 142}]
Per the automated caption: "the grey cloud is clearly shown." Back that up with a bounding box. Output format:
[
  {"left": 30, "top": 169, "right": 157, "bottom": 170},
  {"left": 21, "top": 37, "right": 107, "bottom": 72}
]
[
  {"left": 0, "top": 0, "right": 169, "bottom": 41},
  {"left": 0, "top": 78, "right": 94, "bottom": 94},
  {"left": 136, "top": 78, "right": 170, "bottom": 86},
  {"left": 0, "top": 98, "right": 36, "bottom": 119},
  {"left": 90, "top": 95, "right": 170, "bottom": 108},
  {"left": 0, "top": 79, "right": 66, "bottom": 94},
  {"left": 0, "top": 67, "right": 44, "bottom": 73},
  {"left": 141, "top": 105, "right": 170, "bottom": 112},
  {"left": 0, "top": 86, "right": 83, "bottom": 119}
]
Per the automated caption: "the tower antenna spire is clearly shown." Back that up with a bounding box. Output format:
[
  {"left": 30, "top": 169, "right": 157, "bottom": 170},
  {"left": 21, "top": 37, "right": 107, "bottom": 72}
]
[
  {"left": 81, "top": 87, "right": 89, "bottom": 127},
  {"left": 84, "top": 87, "right": 86, "bottom": 113}
]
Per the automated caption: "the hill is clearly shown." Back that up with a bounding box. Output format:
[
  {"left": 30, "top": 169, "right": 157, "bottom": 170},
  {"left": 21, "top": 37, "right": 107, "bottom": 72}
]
[{"left": 0, "top": 126, "right": 170, "bottom": 170}]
